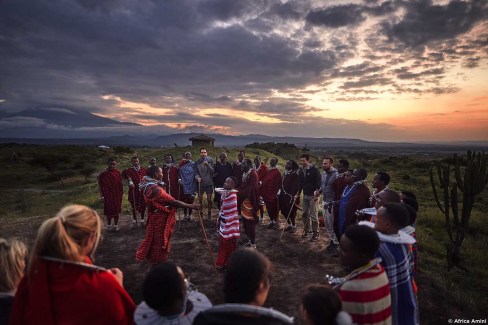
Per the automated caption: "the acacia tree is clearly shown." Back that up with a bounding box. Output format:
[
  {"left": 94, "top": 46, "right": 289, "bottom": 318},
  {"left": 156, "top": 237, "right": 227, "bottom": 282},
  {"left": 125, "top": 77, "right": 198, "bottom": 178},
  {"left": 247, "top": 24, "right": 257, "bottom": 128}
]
[
  {"left": 80, "top": 166, "right": 97, "bottom": 183},
  {"left": 29, "top": 154, "right": 72, "bottom": 185}
]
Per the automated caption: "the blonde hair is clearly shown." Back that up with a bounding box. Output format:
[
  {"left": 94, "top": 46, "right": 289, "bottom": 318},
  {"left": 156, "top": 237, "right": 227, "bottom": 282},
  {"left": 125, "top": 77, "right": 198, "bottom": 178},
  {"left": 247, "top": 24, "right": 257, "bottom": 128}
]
[
  {"left": 29, "top": 205, "right": 102, "bottom": 272},
  {"left": 0, "top": 238, "right": 28, "bottom": 292}
]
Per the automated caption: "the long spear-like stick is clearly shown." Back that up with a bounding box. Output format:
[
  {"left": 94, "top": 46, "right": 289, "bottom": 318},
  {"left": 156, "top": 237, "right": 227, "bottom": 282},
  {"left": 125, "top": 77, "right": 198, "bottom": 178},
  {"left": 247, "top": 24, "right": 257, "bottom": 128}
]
[
  {"left": 197, "top": 180, "right": 220, "bottom": 280},
  {"left": 129, "top": 176, "right": 136, "bottom": 226},
  {"left": 177, "top": 183, "right": 182, "bottom": 231}
]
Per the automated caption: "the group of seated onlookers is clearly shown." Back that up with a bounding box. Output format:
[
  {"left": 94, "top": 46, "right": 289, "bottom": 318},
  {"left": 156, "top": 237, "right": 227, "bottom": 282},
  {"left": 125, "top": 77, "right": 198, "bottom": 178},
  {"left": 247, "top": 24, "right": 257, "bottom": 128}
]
[{"left": 1, "top": 195, "right": 420, "bottom": 325}]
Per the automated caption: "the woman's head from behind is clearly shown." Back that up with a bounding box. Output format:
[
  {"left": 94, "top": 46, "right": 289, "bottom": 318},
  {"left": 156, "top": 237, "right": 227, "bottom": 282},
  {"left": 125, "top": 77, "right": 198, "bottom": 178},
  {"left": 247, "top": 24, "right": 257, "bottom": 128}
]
[
  {"left": 30, "top": 205, "right": 101, "bottom": 270},
  {"left": 0, "top": 238, "right": 27, "bottom": 292},
  {"left": 224, "top": 248, "right": 272, "bottom": 306},
  {"left": 142, "top": 262, "right": 188, "bottom": 316}
]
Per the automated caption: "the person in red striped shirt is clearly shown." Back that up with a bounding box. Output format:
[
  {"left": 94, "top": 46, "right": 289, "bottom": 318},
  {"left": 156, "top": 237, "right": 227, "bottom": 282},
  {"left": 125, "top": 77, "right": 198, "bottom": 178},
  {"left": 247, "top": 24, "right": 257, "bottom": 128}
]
[
  {"left": 215, "top": 176, "right": 240, "bottom": 269},
  {"left": 337, "top": 224, "right": 392, "bottom": 325}
]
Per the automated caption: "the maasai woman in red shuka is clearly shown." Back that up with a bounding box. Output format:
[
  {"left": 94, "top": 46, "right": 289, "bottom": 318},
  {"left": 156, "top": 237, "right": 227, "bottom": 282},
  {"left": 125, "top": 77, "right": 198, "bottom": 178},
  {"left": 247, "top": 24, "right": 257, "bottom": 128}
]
[
  {"left": 10, "top": 205, "right": 135, "bottom": 325},
  {"left": 261, "top": 157, "right": 282, "bottom": 229},
  {"left": 98, "top": 158, "right": 123, "bottom": 231},
  {"left": 123, "top": 156, "right": 147, "bottom": 226},
  {"left": 136, "top": 166, "right": 200, "bottom": 265},
  {"left": 215, "top": 177, "right": 240, "bottom": 268}
]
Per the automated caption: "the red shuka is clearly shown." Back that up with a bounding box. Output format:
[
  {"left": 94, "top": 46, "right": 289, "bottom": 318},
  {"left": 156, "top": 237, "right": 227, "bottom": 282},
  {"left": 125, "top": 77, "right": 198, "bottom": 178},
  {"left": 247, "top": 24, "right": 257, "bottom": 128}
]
[
  {"left": 10, "top": 258, "right": 135, "bottom": 325},
  {"left": 136, "top": 184, "right": 176, "bottom": 264},
  {"left": 256, "top": 163, "right": 268, "bottom": 181},
  {"left": 98, "top": 168, "right": 123, "bottom": 216},
  {"left": 162, "top": 164, "right": 180, "bottom": 200},
  {"left": 123, "top": 167, "right": 147, "bottom": 212},
  {"left": 261, "top": 168, "right": 281, "bottom": 203},
  {"left": 256, "top": 162, "right": 268, "bottom": 197}
]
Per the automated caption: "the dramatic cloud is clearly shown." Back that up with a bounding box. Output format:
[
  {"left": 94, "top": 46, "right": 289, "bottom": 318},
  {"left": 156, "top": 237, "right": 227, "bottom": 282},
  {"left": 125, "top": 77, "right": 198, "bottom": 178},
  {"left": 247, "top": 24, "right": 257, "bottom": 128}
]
[
  {"left": 0, "top": 0, "right": 487, "bottom": 141},
  {"left": 306, "top": 4, "right": 367, "bottom": 28}
]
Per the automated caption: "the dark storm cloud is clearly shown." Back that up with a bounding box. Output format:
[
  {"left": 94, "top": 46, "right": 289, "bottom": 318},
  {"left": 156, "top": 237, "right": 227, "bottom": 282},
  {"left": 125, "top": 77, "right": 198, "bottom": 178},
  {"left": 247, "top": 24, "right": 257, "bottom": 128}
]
[
  {"left": 383, "top": 0, "right": 488, "bottom": 49},
  {"left": 0, "top": 0, "right": 487, "bottom": 139},
  {"left": 306, "top": 4, "right": 367, "bottom": 28},
  {"left": 0, "top": 0, "right": 339, "bottom": 111},
  {"left": 197, "top": 0, "right": 263, "bottom": 21},
  {"left": 366, "top": 1, "right": 398, "bottom": 16}
]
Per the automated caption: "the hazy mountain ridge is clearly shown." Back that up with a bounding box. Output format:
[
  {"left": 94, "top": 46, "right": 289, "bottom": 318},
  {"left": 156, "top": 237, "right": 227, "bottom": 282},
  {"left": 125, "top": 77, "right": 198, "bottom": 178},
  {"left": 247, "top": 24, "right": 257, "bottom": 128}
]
[
  {"left": 1, "top": 132, "right": 487, "bottom": 153},
  {"left": 0, "top": 108, "right": 140, "bottom": 128}
]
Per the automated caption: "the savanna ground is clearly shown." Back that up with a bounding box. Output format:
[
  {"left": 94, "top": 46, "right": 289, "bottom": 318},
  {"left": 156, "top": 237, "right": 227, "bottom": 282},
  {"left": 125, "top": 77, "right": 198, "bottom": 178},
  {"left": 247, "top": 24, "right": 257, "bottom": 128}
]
[{"left": 0, "top": 143, "right": 487, "bottom": 324}]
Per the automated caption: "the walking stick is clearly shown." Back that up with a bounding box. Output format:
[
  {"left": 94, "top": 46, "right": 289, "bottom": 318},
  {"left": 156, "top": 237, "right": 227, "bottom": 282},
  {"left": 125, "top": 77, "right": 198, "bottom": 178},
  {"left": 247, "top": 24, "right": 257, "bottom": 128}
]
[
  {"left": 129, "top": 177, "right": 136, "bottom": 225},
  {"left": 197, "top": 204, "right": 220, "bottom": 281},
  {"left": 177, "top": 183, "right": 182, "bottom": 231},
  {"left": 198, "top": 180, "right": 203, "bottom": 221}
]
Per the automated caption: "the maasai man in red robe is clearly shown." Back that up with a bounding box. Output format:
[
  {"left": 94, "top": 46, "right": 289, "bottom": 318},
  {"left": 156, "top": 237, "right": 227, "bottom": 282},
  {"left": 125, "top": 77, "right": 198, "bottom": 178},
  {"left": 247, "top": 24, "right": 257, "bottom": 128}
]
[
  {"left": 261, "top": 157, "right": 282, "bottom": 229},
  {"left": 123, "top": 156, "right": 147, "bottom": 229},
  {"left": 136, "top": 166, "right": 200, "bottom": 265},
  {"left": 215, "top": 176, "right": 240, "bottom": 269},
  {"left": 236, "top": 158, "right": 259, "bottom": 248},
  {"left": 254, "top": 155, "right": 268, "bottom": 223},
  {"left": 162, "top": 154, "right": 179, "bottom": 200},
  {"left": 98, "top": 158, "right": 123, "bottom": 231},
  {"left": 279, "top": 160, "right": 300, "bottom": 234}
]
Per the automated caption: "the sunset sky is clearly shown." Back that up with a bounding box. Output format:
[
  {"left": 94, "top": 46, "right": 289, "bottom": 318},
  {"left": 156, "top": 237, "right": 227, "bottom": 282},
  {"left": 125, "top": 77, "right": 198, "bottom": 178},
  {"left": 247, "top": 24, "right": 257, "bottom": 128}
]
[{"left": 1, "top": 0, "right": 487, "bottom": 141}]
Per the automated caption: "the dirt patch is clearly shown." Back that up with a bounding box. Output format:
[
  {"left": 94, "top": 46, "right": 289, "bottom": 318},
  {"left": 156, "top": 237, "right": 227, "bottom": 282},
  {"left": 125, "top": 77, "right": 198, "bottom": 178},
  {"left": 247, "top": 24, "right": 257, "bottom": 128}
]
[{"left": 0, "top": 211, "right": 466, "bottom": 324}]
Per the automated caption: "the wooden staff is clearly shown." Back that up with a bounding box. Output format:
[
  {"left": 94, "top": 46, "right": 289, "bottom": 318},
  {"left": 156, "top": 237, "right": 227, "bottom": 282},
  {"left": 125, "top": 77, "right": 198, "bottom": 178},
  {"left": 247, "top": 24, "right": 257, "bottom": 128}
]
[{"left": 197, "top": 180, "right": 220, "bottom": 280}]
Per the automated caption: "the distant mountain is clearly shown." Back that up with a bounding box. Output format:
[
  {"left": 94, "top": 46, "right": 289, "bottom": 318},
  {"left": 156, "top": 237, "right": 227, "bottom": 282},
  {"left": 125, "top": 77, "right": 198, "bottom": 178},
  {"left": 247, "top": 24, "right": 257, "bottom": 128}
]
[
  {"left": 0, "top": 108, "right": 142, "bottom": 138},
  {"left": 1, "top": 132, "right": 487, "bottom": 154}
]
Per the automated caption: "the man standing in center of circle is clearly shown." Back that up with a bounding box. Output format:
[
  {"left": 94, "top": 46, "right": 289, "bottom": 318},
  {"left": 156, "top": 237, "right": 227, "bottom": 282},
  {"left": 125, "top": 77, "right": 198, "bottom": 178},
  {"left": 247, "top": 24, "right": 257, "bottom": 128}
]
[
  {"left": 194, "top": 147, "right": 214, "bottom": 221},
  {"left": 296, "top": 154, "right": 322, "bottom": 242}
]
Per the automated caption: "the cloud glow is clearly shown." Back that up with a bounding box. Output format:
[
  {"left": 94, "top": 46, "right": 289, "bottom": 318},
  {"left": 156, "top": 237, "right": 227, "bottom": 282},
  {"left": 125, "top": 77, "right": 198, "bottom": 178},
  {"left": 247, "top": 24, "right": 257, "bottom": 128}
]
[{"left": 0, "top": 0, "right": 487, "bottom": 141}]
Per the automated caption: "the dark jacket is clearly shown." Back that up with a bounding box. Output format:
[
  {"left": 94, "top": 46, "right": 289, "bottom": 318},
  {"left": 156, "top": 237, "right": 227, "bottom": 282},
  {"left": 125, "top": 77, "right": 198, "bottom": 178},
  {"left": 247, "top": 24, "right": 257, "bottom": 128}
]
[{"left": 298, "top": 164, "right": 321, "bottom": 196}]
